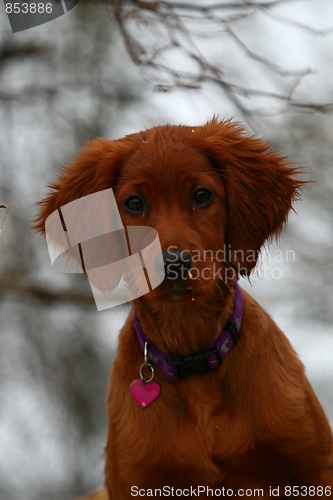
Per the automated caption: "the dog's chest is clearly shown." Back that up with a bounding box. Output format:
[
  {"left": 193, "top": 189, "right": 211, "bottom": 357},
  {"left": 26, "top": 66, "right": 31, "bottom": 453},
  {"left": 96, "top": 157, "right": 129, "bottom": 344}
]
[
  {"left": 123, "top": 394, "right": 255, "bottom": 480},
  {"left": 116, "top": 404, "right": 293, "bottom": 495}
]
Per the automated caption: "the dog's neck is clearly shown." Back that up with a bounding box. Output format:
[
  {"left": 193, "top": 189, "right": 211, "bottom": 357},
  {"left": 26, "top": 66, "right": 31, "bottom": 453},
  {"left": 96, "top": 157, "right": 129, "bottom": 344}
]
[{"left": 134, "top": 287, "right": 234, "bottom": 357}]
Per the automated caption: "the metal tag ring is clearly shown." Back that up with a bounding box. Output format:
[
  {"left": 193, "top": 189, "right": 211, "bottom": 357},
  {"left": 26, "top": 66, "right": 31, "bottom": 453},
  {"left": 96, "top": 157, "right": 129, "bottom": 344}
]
[{"left": 139, "top": 362, "right": 155, "bottom": 384}]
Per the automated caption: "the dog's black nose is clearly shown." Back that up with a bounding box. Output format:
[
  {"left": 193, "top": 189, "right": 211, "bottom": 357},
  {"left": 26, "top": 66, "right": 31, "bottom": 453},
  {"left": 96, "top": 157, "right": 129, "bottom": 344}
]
[{"left": 162, "top": 249, "right": 192, "bottom": 280}]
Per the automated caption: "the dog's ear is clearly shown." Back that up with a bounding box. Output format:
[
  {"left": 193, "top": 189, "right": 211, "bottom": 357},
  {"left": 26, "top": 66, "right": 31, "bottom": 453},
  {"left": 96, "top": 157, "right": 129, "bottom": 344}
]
[
  {"left": 200, "top": 119, "right": 304, "bottom": 276},
  {"left": 33, "top": 136, "right": 137, "bottom": 235}
]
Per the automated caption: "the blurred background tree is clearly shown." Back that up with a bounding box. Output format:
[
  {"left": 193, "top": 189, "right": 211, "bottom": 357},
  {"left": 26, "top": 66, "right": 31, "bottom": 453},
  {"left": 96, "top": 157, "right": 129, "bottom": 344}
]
[{"left": 0, "top": 1, "right": 332, "bottom": 498}]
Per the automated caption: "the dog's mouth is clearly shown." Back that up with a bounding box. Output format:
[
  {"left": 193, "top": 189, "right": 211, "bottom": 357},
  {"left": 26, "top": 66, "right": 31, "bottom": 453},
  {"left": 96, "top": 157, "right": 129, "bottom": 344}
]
[
  {"left": 159, "top": 279, "right": 194, "bottom": 300},
  {"left": 158, "top": 249, "right": 194, "bottom": 299},
  {"left": 147, "top": 247, "right": 234, "bottom": 302},
  {"left": 153, "top": 248, "right": 221, "bottom": 301}
]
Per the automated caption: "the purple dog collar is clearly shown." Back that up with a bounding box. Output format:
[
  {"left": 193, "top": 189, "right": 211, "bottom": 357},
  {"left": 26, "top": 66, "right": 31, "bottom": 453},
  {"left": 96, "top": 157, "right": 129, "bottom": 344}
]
[{"left": 134, "top": 282, "right": 243, "bottom": 380}]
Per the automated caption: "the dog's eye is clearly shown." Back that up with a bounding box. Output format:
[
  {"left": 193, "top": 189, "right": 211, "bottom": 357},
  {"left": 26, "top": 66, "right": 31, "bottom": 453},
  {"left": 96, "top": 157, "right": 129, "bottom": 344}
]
[
  {"left": 124, "top": 196, "right": 145, "bottom": 214},
  {"left": 192, "top": 188, "right": 213, "bottom": 207}
]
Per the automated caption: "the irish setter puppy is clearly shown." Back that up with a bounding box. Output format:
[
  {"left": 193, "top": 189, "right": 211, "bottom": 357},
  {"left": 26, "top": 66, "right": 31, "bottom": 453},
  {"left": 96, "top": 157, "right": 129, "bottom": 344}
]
[{"left": 35, "top": 119, "right": 333, "bottom": 499}]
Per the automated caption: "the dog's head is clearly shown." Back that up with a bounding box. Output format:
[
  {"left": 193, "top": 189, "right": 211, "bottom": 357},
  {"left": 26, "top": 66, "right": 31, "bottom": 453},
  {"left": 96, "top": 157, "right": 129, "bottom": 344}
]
[{"left": 34, "top": 118, "right": 303, "bottom": 302}]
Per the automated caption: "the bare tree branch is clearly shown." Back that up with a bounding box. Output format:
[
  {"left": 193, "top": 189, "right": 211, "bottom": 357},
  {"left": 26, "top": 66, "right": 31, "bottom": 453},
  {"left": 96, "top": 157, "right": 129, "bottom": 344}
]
[
  {"left": 131, "top": 0, "right": 293, "bottom": 12},
  {"left": 107, "top": 0, "right": 333, "bottom": 122},
  {"left": 0, "top": 205, "right": 9, "bottom": 239},
  {"left": 0, "top": 42, "right": 48, "bottom": 68},
  {"left": 0, "top": 276, "right": 95, "bottom": 306}
]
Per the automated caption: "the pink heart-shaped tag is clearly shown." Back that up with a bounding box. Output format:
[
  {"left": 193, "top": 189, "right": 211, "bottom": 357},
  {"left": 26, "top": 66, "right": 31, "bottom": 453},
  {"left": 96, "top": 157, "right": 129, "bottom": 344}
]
[{"left": 130, "top": 379, "right": 160, "bottom": 408}]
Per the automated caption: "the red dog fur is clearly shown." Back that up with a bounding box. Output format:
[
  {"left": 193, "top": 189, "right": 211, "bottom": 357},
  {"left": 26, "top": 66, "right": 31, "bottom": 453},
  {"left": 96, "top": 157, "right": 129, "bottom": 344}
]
[{"left": 35, "top": 119, "right": 333, "bottom": 499}]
